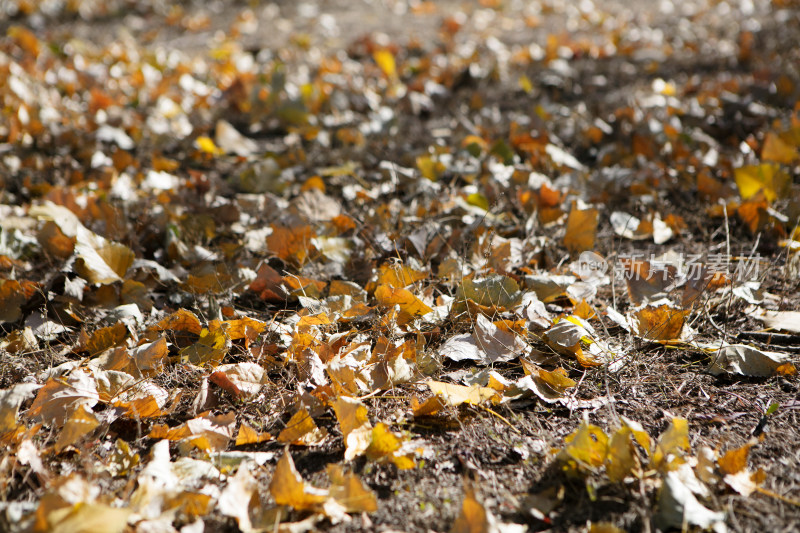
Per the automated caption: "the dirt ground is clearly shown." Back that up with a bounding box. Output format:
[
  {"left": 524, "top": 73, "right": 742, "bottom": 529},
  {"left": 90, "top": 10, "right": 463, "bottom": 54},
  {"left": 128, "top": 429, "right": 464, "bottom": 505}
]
[{"left": 2, "top": 0, "right": 800, "bottom": 532}]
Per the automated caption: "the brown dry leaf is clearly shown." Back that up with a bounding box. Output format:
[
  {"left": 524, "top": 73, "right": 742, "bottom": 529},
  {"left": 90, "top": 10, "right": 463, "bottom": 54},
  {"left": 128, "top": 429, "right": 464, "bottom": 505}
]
[
  {"left": 761, "top": 131, "right": 799, "bottom": 163},
  {"left": 249, "top": 263, "right": 288, "bottom": 302},
  {"left": 171, "top": 411, "right": 236, "bottom": 452},
  {"left": 0, "top": 280, "right": 39, "bottom": 323},
  {"left": 632, "top": 305, "right": 688, "bottom": 341},
  {"left": 267, "top": 224, "right": 316, "bottom": 265},
  {"left": 84, "top": 322, "right": 128, "bottom": 356},
  {"left": 155, "top": 308, "right": 203, "bottom": 335},
  {"left": 277, "top": 407, "right": 328, "bottom": 445},
  {"left": 746, "top": 308, "right": 800, "bottom": 334},
  {"left": 269, "top": 449, "right": 329, "bottom": 511},
  {"left": 708, "top": 344, "right": 794, "bottom": 377},
  {"left": 450, "top": 481, "right": 489, "bottom": 533},
  {"left": 37, "top": 221, "right": 76, "bottom": 258},
  {"left": 737, "top": 197, "right": 769, "bottom": 233},
  {"left": 374, "top": 284, "right": 433, "bottom": 324},
  {"left": 333, "top": 396, "right": 373, "bottom": 461},
  {"left": 563, "top": 205, "right": 599, "bottom": 254},
  {"left": 128, "top": 337, "right": 169, "bottom": 377},
  {"left": 217, "top": 463, "right": 259, "bottom": 532},
  {"left": 27, "top": 371, "right": 100, "bottom": 425},
  {"left": 620, "top": 258, "right": 676, "bottom": 305},
  {"left": 54, "top": 403, "right": 100, "bottom": 453}
]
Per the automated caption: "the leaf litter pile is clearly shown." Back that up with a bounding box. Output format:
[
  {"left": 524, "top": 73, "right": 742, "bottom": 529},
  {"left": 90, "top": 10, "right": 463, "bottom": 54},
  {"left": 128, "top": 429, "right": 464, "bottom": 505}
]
[{"left": 1, "top": 0, "right": 800, "bottom": 531}]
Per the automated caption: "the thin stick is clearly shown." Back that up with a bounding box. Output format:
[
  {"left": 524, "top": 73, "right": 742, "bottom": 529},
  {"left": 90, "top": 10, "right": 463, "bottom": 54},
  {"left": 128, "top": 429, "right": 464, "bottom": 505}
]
[{"left": 479, "top": 405, "right": 522, "bottom": 434}]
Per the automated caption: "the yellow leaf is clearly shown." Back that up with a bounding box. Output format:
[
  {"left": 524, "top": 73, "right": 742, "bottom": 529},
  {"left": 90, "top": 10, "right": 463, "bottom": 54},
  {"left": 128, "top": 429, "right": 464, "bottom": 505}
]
[
  {"left": 416, "top": 155, "right": 445, "bottom": 181},
  {"left": 374, "top": 284, "right": 432, "bottom": 325},
  {"left": 41, "top": 502, "right": 130, "bottom": 533},
  {"left": 179, "top": 328, "right": 229, "bottom": 367},
  {"left": 411, "top": 395, "right": 448, "bottom": 417},
  {"left": 653, "top": 417, "right": 689, "bottom": 471},
  {"left": 519, "top": 74, "right": 533, "bottom": 93},
  {"left": 573, "top": 299, "right": 596, "bottom": 320},
  {"left": 236, "top": 422, "right": 272, "bottom": 445},
  {"left": 563, "top": 205, "right": 599, "bottom": 253},
  {"left": 269, "top": 450, "right": 329, "bottom": 511},
  {"left": 564, "top": 420, "right": 609, "bottom": 468},
  {"left": 55, "top": 404, "right": 100, "bottom": 453},
  {"left": 333, "top": 397, "right": 373, "bottom": 461},
  {"left": 296, "top": 313, "right": 332, "bottom": 330},
  {"left": 195, "top": 135, "right": 223, "bottom": 155},
  {"left": 277, "top": 407, "right": 327, "bottom": 445},
  {"left": 734, "top": 163, "right": 790, "bottom": 202},
  {"left": 374, "top": 263, "right": 427, "bottom": 289},
  {"left": 466, "top": 192, "right": 489, "bottom": 211},
  {"left": 606, "top": 427, "right": 639, "bottom": 482},
  {"left": 373, "top": 49, "right": 396, "bottom": 78},
  {"left": 427, "top": 381, "right": 498, "bottom": 407},
  {"left": 366, "top": 422, "right": 414, "bottom": 469}
]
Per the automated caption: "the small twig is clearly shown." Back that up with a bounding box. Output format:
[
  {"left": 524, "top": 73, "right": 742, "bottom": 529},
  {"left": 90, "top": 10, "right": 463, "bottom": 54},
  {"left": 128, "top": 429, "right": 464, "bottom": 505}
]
[
  {"left": 479, "top": 405, "right": 522, "bottom": 434},
  {"left": 756, "top": 486, "right": 800, "bottom": 507}
]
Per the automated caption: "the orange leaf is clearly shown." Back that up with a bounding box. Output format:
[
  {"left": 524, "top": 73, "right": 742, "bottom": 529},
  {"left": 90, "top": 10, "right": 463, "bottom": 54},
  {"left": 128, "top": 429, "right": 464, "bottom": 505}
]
[
  {"left": 762, "top": 132, "right": 799, "bottom": 163},
  {"left": 563, "top": 205, "right": 598, "bottom": 253},
  {"left": 374, "top": 284, "right": 433, "bottom": 324},
  {"left": 267, "top": 224, "right": 316, "bottom": 265}
]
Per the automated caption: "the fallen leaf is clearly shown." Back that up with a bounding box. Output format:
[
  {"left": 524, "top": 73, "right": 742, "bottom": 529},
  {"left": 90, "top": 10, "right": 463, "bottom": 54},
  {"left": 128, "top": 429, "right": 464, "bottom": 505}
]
[
  {"left": 269, "top": 450, "right": 329, "bottom": 511},
  {"left": 563, "top": 205, "right": 599, "bottom": 254},
  {"left": 708, "top": 344, "right": 794, "bottom": 377},
  {"left": 333, "top": 396, "right": 373, "bottom": 461}
]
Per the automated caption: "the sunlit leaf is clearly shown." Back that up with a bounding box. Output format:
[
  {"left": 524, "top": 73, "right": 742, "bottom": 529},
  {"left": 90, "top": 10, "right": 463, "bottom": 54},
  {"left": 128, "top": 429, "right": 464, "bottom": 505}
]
[
  {"left": 734, "top": 163, "right": 790, "bottom": 202},
  {"left": 374, "top": 284, "right": 432, "bottom": 324},
  {"left": 277, "top": 407, "right": 327, "bottom": 446},
  {"left": 653, "top": 417, "right": 689, "bottom": 471},
  {"left": 179, "top": 328, "right": 229, "bottom": 367},
  {"left": 269, "top": 450, "right": 329, "bottom": 511},
  {"left": 333, "top": 396, "right": 373, "bottom": 461},
  {"left": 54, "top": 404, "right": 100, "bottom": 453}
]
